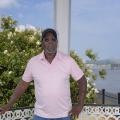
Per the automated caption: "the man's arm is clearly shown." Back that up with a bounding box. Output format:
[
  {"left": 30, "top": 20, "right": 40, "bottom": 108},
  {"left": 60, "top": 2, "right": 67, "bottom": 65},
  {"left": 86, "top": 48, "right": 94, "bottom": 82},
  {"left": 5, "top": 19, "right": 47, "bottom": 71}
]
[
  {"left": 0, "top": 80, "right": 30, "bottom": 114},
  {"left": 69, "top": 75, "right": 87, "bottom": 118},
  {"left": 77, "top": 75, "right": 87, "bottom": 109}
]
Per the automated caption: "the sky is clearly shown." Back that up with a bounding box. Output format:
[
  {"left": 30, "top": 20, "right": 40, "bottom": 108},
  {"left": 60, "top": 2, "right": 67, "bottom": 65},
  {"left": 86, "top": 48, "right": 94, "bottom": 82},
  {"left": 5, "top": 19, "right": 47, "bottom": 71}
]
[{"left": 0, "top": 0, "right": 120, "bottom": 60}]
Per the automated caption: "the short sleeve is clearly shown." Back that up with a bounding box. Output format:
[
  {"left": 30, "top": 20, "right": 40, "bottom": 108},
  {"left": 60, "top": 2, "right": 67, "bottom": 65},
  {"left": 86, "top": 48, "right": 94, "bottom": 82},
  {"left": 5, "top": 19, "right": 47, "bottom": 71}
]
[
  {"left": 22, "top": 59, "right": 33, "bottom": 82},
  {"left": 70, "top": 57, "right": 84, "bottom": 81}
]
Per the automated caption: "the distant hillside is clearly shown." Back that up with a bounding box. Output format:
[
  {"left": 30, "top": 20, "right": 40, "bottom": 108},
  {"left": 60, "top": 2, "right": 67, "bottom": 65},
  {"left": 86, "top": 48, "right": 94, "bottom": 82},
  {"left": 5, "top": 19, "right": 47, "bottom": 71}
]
[{"left": 86, "top": 59, "right": 120, "bottom": 65}]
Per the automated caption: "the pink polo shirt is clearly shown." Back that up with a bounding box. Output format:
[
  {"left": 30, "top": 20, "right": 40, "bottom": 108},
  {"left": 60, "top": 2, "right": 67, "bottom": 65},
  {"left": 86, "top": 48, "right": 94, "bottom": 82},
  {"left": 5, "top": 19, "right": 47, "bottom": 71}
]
[{"left": 22, "top": 51, "right": 84, "bottom": 118}]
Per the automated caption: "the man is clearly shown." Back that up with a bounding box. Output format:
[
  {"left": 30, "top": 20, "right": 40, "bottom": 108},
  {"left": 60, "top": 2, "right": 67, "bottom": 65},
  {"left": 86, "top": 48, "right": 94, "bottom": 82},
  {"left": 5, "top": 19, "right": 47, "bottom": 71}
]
[{"left": 0, "top": 28, "right": 87, "bottom": 120}]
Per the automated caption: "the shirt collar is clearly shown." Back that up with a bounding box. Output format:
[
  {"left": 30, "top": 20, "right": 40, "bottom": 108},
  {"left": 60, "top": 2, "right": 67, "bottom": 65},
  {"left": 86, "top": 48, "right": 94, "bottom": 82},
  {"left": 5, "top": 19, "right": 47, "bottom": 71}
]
[{"left": 39, "top": 51, "right": 45, "bottom": 60}]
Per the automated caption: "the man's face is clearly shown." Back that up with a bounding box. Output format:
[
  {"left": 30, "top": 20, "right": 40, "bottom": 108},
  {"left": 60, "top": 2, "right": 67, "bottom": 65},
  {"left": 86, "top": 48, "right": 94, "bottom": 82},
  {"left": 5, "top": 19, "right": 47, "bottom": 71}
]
[{"left": 42, "top": 32, "right": 58, "bottom": 54}]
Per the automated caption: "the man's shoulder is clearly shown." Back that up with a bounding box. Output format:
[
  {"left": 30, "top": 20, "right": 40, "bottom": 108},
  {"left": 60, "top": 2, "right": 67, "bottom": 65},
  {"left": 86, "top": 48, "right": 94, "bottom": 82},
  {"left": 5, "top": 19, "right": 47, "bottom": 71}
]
[
  {"left": 58, "top": 51, "right": 68, "bottom": 57},
  {"left": 28, "top": 53, "right": 42, "bottom": 63},
  {"left": 58, "top": 51, "right": 72, "bottom": 61}
]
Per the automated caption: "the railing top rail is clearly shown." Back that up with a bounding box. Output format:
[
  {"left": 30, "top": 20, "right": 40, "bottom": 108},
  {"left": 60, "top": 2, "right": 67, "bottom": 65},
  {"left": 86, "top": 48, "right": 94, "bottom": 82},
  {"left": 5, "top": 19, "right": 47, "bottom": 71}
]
[{"left": 10, "top": 104, "right": 120, "bottom": 111}]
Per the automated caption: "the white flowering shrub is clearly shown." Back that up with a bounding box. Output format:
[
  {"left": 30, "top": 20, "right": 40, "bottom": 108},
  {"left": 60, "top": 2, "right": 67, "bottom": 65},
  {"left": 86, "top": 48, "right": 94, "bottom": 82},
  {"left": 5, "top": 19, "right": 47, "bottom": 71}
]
[
  {"left": 0, "top": 16, "right": 42, "bottom": 107},
  {"left": 0, "top": 16, "right": 106, "bottom": 107}
]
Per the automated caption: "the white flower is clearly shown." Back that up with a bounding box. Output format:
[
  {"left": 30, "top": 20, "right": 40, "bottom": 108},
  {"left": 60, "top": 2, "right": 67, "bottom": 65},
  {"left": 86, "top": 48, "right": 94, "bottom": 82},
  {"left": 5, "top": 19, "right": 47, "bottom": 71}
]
[
  {"left": 87, "top": 69, "right": 93, "bottom": 73},
  {"left": 39, "top": 32, "right": 42, "bottom": 36},
  {"left": 8, "top": 71, "right": 13, "bottom": 75},
  {"left": 13, "top": 32, "right": 16, "bottom": 36},
  {"left": 86, "top": 77, "right": 90, "bottom": 81},
  {"left": 29, "top": 36, "right": 34, "bottom": 42},
  {"left": 7, "top": 32, "right": 12, "bottom": 39},
  {"left": 87, "top": 83, "right": 90, "bottom": 88},
  {"left": 30, "top": 82, "right": 34, "bottom": 85},
  {"left": 21, "top": 66, "right": 24, "bottom": 69},
  {"left": 36, "top": 41, "right": 40, "bottom": 45},
  {"left": 91, "top": 88, "right": 95, "bottom": 91},
  {"left": 93, "top": 82, "right": 96, "bottom": 86},
  {"left": 39, "top": 31, "right": 42, "bottom": 36},
  {"left": 11, "top": 41, "right": 13, "bottom": 44},
  {"left": 33, "top": 31, "right": 38, "bottom": 35},
  {"left": 86, "top": 93, "right": 91, "bottom": 98},
  {"left": 94, "top": 88, "right": 99, "bottom": 93},
  {"left": 4, "top": 50, "right": 8, "bottom": 54}
]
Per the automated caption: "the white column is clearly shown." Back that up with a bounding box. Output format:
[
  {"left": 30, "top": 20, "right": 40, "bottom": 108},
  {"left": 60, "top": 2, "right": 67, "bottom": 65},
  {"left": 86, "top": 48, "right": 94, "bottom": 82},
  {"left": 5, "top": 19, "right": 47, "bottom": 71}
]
[{"left": 54, "top": 0, "right": 71, "bottom": 54}]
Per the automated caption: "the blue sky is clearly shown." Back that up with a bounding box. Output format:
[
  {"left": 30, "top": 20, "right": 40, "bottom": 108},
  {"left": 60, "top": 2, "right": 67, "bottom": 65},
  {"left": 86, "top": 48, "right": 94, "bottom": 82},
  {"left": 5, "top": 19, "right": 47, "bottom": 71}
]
[{"left": 0, "top": 0, "right": 120, "bottom": 60}]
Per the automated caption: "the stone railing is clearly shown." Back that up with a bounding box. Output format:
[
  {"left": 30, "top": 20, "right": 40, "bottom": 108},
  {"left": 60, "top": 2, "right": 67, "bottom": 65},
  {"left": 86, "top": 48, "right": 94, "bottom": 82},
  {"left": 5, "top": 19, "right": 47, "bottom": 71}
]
[
  {"left": 0, "top": 107, "right": 34, "bottom": 120},
  {"left": 80, "top": 105, "right": 120, "bottom": 120},
  {"left": 0, "top": 105, "right": 120, "bottom": 120}
]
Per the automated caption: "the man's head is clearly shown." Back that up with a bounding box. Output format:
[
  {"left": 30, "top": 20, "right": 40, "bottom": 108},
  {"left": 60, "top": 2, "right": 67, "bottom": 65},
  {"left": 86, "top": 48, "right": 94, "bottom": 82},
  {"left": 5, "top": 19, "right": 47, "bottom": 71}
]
[{"left": 41, "top": 28, "right": 58, "bottom": 54}]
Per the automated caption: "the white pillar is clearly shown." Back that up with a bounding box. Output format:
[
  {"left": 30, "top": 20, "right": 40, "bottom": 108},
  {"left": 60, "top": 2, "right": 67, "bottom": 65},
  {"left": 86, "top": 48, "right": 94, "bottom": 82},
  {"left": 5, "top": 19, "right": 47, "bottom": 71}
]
[{"left": 54, "top": 0, "right": 71, "bottom": 54}]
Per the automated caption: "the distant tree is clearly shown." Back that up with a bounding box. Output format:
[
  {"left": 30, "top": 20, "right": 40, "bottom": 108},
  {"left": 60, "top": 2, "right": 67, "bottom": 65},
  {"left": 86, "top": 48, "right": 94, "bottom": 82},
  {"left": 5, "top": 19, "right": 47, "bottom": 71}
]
[{"left": 70, "top": 50, "right": 106, "bottom": 103}]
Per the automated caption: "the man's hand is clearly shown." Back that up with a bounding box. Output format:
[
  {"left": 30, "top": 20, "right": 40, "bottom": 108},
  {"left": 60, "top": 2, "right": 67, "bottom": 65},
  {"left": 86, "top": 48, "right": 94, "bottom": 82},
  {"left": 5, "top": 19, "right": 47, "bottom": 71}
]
[
  {"left": 0, "top": 105, "right": 11, "bottom": 115},
  {"left": 68, "top": 104, "right": 83, "bottom": 118}
]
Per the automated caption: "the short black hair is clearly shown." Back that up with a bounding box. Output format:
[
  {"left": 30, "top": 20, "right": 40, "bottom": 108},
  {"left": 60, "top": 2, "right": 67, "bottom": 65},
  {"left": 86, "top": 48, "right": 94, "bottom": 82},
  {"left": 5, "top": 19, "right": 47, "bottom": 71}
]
[{"left": 42, "top": 28, "right": 57, "bottom": 41}]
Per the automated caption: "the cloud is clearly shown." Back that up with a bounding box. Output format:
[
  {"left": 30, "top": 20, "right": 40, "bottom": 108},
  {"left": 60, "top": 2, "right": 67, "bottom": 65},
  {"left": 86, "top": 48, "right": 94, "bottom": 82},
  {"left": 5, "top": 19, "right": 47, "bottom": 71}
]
[
  {"left": 15, "top": 24, "right": 37, "bottom": 32},
  {"left": 0, "top": 0, "right": 19, "bottom": 8}
]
